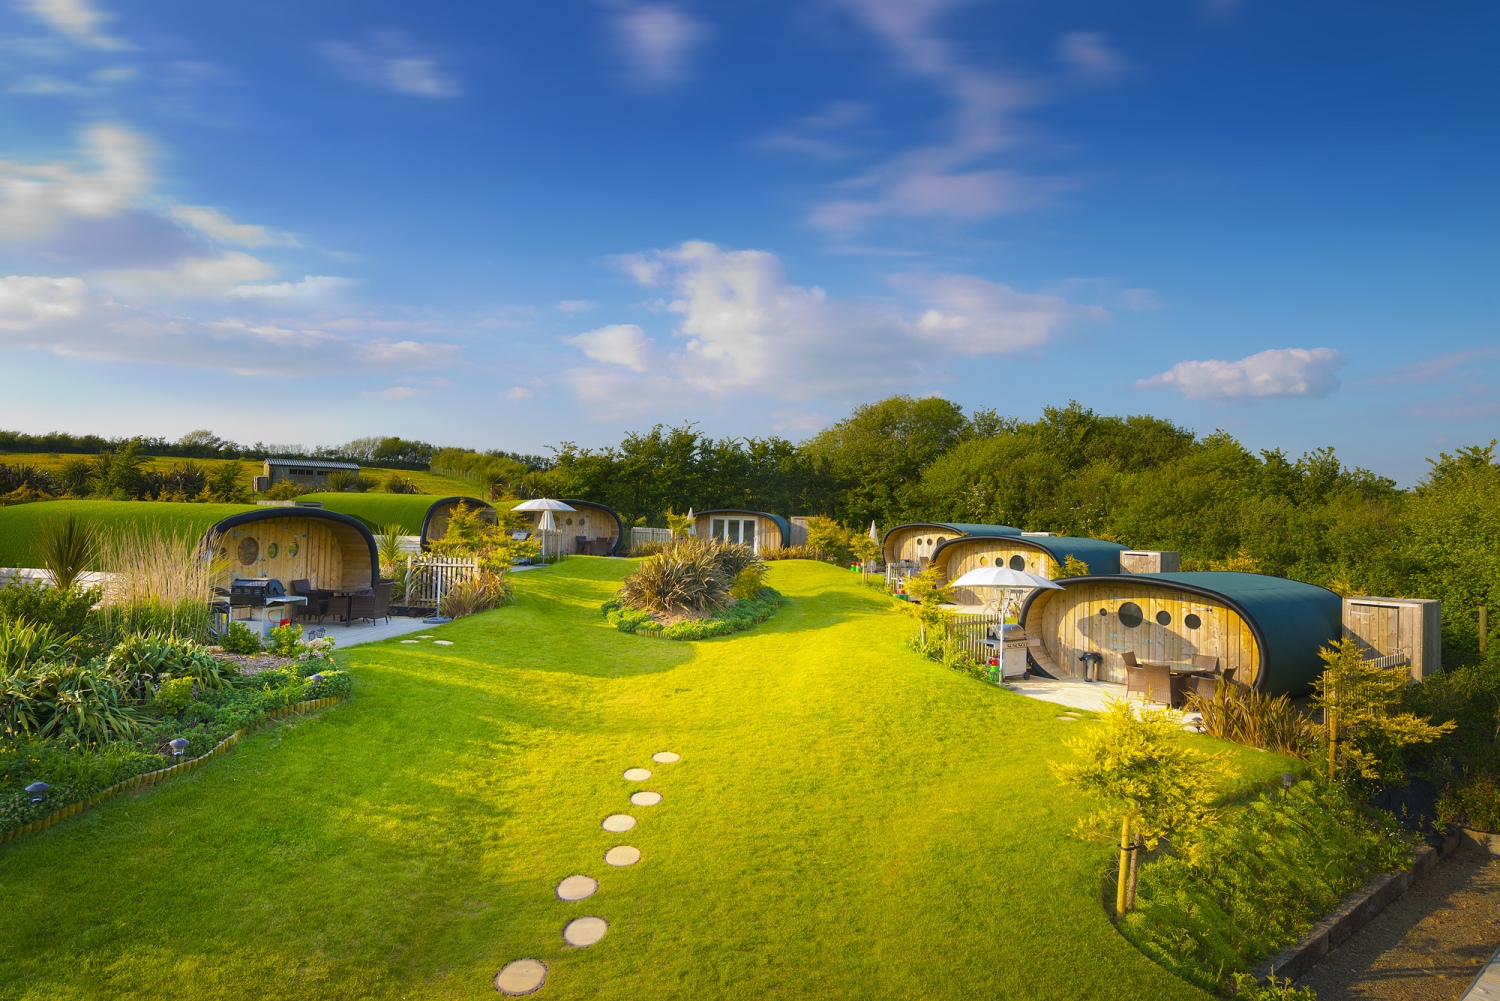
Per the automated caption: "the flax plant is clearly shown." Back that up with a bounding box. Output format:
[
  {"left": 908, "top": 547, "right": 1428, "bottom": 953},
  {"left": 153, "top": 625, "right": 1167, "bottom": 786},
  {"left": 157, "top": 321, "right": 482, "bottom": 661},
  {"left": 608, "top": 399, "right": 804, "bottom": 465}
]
[{"left": 96, "top": 528, "right": 230, "bottom": 642}]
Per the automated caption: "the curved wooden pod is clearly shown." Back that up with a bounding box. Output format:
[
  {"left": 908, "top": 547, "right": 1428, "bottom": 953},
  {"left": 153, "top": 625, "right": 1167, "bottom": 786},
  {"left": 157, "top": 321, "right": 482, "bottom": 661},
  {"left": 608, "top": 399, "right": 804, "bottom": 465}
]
[
  {"left": 1018, "top": 571, "right": 1343, "bottom": 695},
  {"left": 420, "top": 496, "right": 498, "bottom": 550},
  {"left": 693, "top": 509, "right": 790, "bottom": 553},
  {"left": 931, "top": 535, "right": 1130, "bottom": 606},
  {"left": 517, "top": 499, "right": 625, "bottom": 555},
  {"left": 203, "top": 508, "right": 379, "bottom": 591},
  {"left": 880, "top": 522, "right": 1020, "bottom": 566}
]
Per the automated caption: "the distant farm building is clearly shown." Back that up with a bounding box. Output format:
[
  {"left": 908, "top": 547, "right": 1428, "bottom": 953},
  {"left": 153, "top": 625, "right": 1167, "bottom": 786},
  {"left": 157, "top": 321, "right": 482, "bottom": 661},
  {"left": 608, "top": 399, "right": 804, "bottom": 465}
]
[{"left": 260, "top": 458, "right": 360, "bottom": 491}]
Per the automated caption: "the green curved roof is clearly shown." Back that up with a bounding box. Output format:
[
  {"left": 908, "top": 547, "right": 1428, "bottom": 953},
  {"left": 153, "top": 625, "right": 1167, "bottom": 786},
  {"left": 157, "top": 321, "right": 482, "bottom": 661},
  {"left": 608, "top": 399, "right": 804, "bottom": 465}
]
[
  {"left": 1019, "top": 571, "right": 1342, "bottom": 695},
  {"left": 932, "top": 534, "right": 1130, "bottom": 575},
  {"left": 881, "top": 522, "right": 1020, "bottom": 552}
]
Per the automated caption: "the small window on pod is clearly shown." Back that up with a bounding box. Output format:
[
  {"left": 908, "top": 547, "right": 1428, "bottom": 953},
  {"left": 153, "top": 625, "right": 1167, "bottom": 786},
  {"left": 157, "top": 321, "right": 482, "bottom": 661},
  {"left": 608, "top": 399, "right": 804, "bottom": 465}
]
[
  {"left": 1118, "top": 602, "right": 1144, "bottom": 628},
  {"left": 1009, "top": 555, "right": 1025, "bottom": 570},
  {"left": 1156, "top": 610, "right": 1171, "bottom": 626},
  {"left": 1184, "top": 613, "right": 1202, "bottom": 630}
]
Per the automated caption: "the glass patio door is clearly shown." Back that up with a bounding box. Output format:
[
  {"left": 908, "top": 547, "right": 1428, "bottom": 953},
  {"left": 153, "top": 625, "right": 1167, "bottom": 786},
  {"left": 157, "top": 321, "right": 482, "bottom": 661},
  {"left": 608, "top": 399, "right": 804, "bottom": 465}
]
[{"left": 710, "top": 517, "right": 758, "bottom": 552}]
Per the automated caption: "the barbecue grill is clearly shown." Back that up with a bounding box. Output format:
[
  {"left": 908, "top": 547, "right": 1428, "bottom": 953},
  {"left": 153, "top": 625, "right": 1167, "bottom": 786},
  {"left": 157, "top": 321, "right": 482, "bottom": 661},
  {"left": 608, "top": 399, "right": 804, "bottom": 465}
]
[{"left": 229, "top": 577, "right": 285, "bottom": 608}]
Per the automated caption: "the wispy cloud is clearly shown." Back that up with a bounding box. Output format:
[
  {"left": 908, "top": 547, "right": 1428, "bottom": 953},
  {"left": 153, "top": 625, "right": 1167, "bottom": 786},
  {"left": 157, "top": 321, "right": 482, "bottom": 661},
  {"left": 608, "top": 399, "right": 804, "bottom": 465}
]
[
  {"left": 563, "top": 323, "right": 653, "bottom": 371},
  {"left": 0, "top": 274, "right": 88, "bottom": 328},
  {"left": 227, "top": 275, "right": 354, "bottom": 304},
  {"left": 557, "top": 299, "right": 597, "bottom": 313},
  {"left": 753, "top": 101, "right": 872, "bottom": 161},
  {"left": 20, "top": 0, "right": 129, "bottom": 50},
  {"left": 1139, "top": 347, "right": 1346, "bottom": 399},
  {"left": 319, "top": 31, "right": 461, "bottom": 99},
  {"left": 499, "top": 386, "right": 535, "bottom": 400},
  {"left": 361, "top": 385, "right": 430, "bottom": 400},
  {"left": 169, "top": 205, "right": 300, "bottom": 248},
  {"left": 606, "top": 2, "right": 708, "bottom": 89},
  {"left": 0, "top": 124, "right": 150, "bottom": 240},
  {"left": 1057, "top": 31, "right": 1126, "bottom": 81}
]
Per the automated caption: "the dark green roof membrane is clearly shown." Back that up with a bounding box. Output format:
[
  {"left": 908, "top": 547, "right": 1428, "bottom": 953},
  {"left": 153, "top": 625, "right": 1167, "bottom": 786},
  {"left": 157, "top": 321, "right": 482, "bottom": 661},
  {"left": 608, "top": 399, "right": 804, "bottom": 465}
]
[
  {"left": 1021, "top": 571, "right": 1342, "bottom": 695},
  {"left": 881, "top": 522, "right": 1020, "bottom": 553},
  {"left": 933, "top": 534, "right": 1130, "bottom": 575}
]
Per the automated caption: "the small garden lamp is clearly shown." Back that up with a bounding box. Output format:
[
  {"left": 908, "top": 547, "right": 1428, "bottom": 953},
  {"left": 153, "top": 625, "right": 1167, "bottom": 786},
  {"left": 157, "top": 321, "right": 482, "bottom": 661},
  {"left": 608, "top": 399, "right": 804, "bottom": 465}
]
[
  {"left": 169, "top": 738, "right": 189, "bottom": 757},
  {"left": 1281, "top": 773, "right": 1295, "bottom": 798},
  {"left": 25, "top": 781, "right": 49, "bottom": 804},
  {"left": 309, "top": 673, "right": 324, "bottom": 686}
]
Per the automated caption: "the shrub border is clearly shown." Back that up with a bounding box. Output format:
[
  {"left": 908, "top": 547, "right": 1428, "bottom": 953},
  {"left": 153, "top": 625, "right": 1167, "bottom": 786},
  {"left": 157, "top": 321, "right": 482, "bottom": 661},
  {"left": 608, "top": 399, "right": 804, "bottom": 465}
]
[{"left": 0, "top": 695, "right": 346, "bottom": 846}]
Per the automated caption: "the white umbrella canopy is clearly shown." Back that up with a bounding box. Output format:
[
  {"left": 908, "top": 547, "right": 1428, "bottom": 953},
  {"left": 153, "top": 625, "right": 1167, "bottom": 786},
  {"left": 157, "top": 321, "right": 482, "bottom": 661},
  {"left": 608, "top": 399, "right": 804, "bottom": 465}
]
[
  {"left": 538, "top": 509, "right": 558, "bottom": 531},
  {"left": 868, "top": 520, "right": 879, "bottom": 542},
  {"left": 950, "top": 566, "right": 1064, "bottom": 590},
  {"left": 513, "top": 498, "right": 577, "bottom": 513}
]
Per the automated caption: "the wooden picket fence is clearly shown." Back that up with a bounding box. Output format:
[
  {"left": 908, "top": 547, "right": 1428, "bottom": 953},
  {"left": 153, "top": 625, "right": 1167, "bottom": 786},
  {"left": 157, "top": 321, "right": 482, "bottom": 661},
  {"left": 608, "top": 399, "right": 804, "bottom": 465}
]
[
  {"left": 405, "top": 556, "right": 479, "bottom": 607},
  {"left": 944, "top": 612, "right": 1006, "bottom": 663},
  {"left": 0, "top": 695, "right": 346, "bottom": 846}
]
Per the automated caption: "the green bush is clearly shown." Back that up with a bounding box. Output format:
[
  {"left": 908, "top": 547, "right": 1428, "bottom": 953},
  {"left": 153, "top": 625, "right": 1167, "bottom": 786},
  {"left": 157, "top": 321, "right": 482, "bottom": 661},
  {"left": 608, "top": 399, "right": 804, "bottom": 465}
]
[
  {"left": 604, "top": 588, "right": 784, "bottom": 640},
  {"left": 0, "top": 737, "right": 165, "bottom": 831},
  {"left": 218, "top": 621, "right": 263, "bottom": 655},
  {"left": 1119, "top": 780, "right": 1417, "bottom": 992},
  {"left": 0, "top": 580, "right": 99, "bottom": 636},
  {"left": 268, "top": 623, "right": 303, "bottom": 658},
  {"left": 617, "top": 539, "right": 765, "bottom": 614},
  {"left": 1438, "top": 774, "right": 1500, "bottom": 832}
]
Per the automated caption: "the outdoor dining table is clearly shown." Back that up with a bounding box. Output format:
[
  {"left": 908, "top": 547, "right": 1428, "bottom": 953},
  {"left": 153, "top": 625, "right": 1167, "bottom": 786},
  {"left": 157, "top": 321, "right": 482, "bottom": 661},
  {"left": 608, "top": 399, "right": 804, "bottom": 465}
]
[{"left": 330, "top": 589, "right": 369, "bottom": 623}]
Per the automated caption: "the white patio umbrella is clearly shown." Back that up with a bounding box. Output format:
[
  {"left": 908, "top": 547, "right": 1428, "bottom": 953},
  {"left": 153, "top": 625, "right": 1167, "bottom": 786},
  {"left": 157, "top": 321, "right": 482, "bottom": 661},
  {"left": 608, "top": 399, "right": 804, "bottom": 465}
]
[
  {"left": 949, "top": 565, "right": 1064, "bottom": 616},
  {"left": 686, "top": 507, "right": 695, "bottom": 536},
  {"left": 868, "top": 520, "right": 879, "bottom": 542},
  {"left": 537, "top": 508, "right": 558, "bottom": 560},
  {"left": 512, "top": 498, "right": 577, "bottom": 513}
]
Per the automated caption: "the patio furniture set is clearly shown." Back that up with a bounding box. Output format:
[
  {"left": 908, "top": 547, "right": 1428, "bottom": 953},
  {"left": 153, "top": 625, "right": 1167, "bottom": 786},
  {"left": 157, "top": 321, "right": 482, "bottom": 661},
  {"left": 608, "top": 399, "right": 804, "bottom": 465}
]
[
  {"left": 1123, "top": 652, "right": 1242, "bottom": 707},
  {"left": 288, "top": 578, "right": 394, "bottom": 626}
]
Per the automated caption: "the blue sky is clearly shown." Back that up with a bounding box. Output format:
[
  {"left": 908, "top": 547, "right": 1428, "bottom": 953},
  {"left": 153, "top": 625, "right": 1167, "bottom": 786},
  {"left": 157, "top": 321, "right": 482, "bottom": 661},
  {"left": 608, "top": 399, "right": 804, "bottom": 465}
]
[{"left": 0, "top": 0, "right": 1495, "bottom": 483}]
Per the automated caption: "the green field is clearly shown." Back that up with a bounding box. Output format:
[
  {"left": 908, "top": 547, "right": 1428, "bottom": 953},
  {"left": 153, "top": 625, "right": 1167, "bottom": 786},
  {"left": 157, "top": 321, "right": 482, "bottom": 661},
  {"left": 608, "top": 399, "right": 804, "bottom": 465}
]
[
  {"left": 0, "top": 499, "right": 258, "bottom": 567},
  {"left": 0, "top": 560, "right": 1291, "bottom": 1000},
  {"left": 297, "top": 492, "right": 509, "bottom": 535},
  {"left": 0, "top": 452, "right": 480, "bottom": 497}
]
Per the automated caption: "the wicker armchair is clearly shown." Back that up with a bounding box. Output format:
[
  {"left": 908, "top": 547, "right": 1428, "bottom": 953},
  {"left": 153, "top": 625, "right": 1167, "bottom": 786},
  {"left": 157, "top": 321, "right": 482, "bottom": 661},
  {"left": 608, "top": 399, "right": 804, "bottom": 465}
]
[
  {"left": 348, "top": 580, "right": 393, "bottom": 625},
  {"left": 289, "top": 579, "right": 331, "bottom": 623}
]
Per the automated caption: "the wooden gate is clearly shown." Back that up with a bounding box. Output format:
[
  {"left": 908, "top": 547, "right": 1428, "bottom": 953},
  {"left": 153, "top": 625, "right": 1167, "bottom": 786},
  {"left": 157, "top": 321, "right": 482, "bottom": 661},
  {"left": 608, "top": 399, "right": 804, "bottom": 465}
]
[{"left": 406, "top": 556, "right": 478, "bottom": 606}]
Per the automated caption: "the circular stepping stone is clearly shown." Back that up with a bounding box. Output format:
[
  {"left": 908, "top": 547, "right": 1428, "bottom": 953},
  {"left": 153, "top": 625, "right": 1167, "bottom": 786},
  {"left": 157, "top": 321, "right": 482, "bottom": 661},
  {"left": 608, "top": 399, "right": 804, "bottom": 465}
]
[
  {"left": 630, "top": 791, "right": 662, "bottom": 806},
  {"left": 494, "top": 958, "right": 547, "bottom": 995},
  {"left": 605, "top": 845, "right": 641, "bottom": 866},
  {"left": 622, "top": 768, "right": 651, "bottom": 781},
  {"left": 400, "top": 639, "right": 419, "bottom": 644},
  {"left": 417, "top": 634, "right": 433, "bottom": 638},
  {"left": 563, "top": 916, "right": 608, "bottom": 947},
  {"left": 601, "top": 813, "right": 636, "bottom": 832},
  {"left": 651, "top": 751, "right": 679, "bottom": 763},
  {"left": 433, "top": 639, "right": 454, "bottom": 646},
  {"left": 556, "top": 875, "right": 598, "bottom": 901},
  {"left": 1057, "top": 715, "right": 1077, "bottom": 721}
]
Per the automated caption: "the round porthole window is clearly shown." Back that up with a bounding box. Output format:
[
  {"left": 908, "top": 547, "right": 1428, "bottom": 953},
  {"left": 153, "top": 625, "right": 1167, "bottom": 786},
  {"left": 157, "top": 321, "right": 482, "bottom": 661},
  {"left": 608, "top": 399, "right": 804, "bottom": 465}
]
[
  {"left": 978, "top": 556, "right": 988, "bottom": 566},
  {"left": 936, "top": 537, "right": 946, "bottom": 545},
  {"left": 266, "top": 542, "right": 278, "bottom": 559},
  {"left": 1098, "top": 607, "right": 1108, "bottom": 617},
  {"left": 237, "top": 537, "right": 259, "bottom": 565},
  {"left": 1184, "top": 613, "right": 1202, "bottom": 630},
  {"left": 1118, "top": 602, "right": 1144, "bottom": 628},
  {"left": 289, "top": 541, "right": 299, "bottom": 558},
  {"left": 567, "top": 518, "right": 574, "bottom": 525},
  {"left": 1009, "top": 555, "right": 1026, "bottom": 570},
  {"left": 1156, "top": 610, "right": 1171, "bottom": 626}
]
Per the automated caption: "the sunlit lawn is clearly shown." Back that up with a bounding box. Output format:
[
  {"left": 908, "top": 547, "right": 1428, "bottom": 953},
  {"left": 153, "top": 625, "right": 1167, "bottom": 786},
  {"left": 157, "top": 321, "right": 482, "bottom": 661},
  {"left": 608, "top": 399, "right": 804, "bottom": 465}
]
[{"left": 0, "top": 559, "right": 1292, "bottom": 1000}]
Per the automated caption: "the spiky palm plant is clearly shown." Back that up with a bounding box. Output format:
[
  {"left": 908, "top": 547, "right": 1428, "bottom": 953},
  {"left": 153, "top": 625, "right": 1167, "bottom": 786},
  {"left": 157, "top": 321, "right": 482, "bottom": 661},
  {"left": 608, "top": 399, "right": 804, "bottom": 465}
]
[{"left": 37, "top": 512, "right": 99, "bottom": 592}]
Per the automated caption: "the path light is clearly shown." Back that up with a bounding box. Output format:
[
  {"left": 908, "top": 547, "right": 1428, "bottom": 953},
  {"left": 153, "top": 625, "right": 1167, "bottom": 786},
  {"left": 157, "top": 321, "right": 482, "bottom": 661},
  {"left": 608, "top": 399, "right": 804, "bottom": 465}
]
[
  {"left": 1282, "top": 773, "right": 1295, "bottom": 799},
  {"left": 309, "top": 673, "right": 324, "bottom": 685},
  {"left": 169, "top": 738, "right": 189, "bottom": 757},
  {"left": 25, "top": 781, "right": 48, "bottom": 804}
]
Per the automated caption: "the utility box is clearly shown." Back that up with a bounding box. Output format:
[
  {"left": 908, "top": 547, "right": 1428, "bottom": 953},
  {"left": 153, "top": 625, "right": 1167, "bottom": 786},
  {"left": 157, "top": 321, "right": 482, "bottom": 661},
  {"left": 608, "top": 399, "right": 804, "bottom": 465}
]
[
  {"left": 1120, "top": 550, "right": 1182, "bottom": 574},
  {"left": 251, "top": 475, "right": 270, "bottom": 493},
  {"left": 1344, "top": 597, "right": 1443, "bottom": 681}
]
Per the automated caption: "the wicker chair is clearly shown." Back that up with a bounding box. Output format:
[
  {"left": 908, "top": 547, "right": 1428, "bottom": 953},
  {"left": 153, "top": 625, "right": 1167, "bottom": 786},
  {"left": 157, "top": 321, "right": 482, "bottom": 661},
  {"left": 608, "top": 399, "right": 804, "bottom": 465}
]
[
  {"left": 289, "top": 579, "right": 330, "bottom": 623},
  {"left": 348, "top": 580, "right": 393, "bottom": 625}
]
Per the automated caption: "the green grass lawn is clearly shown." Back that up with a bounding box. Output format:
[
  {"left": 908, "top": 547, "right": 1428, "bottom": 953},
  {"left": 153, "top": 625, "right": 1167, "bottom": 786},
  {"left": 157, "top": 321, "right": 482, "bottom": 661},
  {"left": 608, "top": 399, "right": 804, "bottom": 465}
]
[
  {"left": 0, "top": 560, "right": 1293, "bottom": 1000},
  {"left": 294, "top": 492, "right": 512, "bottom": 535},
  {"left": 0, "top": 499, "right": 258, "bottom": 567}
]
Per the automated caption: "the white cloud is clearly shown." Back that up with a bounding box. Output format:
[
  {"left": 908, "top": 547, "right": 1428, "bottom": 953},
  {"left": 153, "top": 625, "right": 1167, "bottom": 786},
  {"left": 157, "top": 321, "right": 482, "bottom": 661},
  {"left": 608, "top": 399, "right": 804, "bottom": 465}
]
[
  {"left": 0, "top": 274, "right": 88, "bottom": 328},
  {"left": 608, "top": 2, "right": 708, "bottom": 89},
  {"left": 1118, "top": 288, "right": 1162, "bottom": 312},
  {"left": 499, "top": 386, "right": 535, "bottom": 400},
  {"left": 319, "top": 31, "right": 460, "bottom": 99},
  {"left": 562, "top": 241, "right": 1103, "bottom": 409},
  {"left": 900, "top": 273, "right": 1107, "bottom": 356},
  {"left": 361, "top": 385, "right": 430, "bottom": 400},
  {"left": 557, "top": 299, "right": 596, "bottom": 313},
  {"left": 21, "top": 0, "right": 128, "bottom": 50},
  {"left": 1140, "top": 347, "right": 1346, "bottom": 399},
  {"left": 227, "top": 275, "right": 354, "bottom": 303},
  {"left": 99, "top": 251, "right": 276, "bottom": 298},
  {"left": 754, "top": 101, "right": 872, "bottom": 161},
  {"left": 562, "top": 323, "right": 653, "bottom": 371},
  {"left": 1057, "top": 32, "right": 1126, "bottom": 81},
  {"left": 0, "top": 124, "right": 150, "bottom": 239},
  {"left": 169, "top": 205, "right": 299, "bottom": 248}
]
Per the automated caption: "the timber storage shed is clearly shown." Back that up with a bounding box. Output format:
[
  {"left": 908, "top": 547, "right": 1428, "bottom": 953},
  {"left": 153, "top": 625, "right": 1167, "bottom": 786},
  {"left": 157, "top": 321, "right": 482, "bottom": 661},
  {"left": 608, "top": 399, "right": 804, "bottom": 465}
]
[
  {"left": 1018, "top": 571, "right": 1343, "bottom": 695},
  {"left": 517, "top": 499, "right": 625, "bottom": 555},
  {"left": 694, "top": 510, "right": 790, "bottom": 554},
  {"left": 203, "top": 507, "right": 379, "bottom": 592},
  {"left": 1343, "top": 597, "right": 1442, "bottom": 681},
  {"left": 881, "top": 522, "right": 1021, "bottom": 567},
  {"left": 931, "top": 534, "right": 1132, "bottom": 606},
  {"left": 420, "top": 496, "right": 499, "bottom": 550}
]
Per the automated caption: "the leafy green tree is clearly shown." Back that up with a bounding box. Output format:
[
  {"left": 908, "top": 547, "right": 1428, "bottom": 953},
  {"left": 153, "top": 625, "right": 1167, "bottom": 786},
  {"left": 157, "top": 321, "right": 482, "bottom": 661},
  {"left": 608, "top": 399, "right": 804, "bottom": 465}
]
[
  {"left": 1313, "top": 638, "right": 1455, "bottom": 783},
  {"left": 205, "top": 461, "right": 248, "bottom": 502}
]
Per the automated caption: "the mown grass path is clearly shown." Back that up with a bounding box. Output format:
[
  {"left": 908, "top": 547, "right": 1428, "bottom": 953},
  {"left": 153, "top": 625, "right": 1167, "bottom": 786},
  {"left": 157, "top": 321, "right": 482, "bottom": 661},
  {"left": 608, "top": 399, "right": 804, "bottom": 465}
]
[{"left": 0, "top": 559, "right": 1291, "bottom": 999}]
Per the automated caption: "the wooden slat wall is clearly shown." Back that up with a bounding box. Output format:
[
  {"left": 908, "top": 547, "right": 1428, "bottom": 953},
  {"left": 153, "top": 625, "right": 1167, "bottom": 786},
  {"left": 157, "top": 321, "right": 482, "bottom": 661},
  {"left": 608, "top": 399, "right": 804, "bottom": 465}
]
[
  {"left": 525, "top": 504, "right": 621, "bottom": 555},
  {"left": 1030, "top": 584, "right": 1261, "bottom": 686},
  {"left": 936, "top": 540, "right": 1056, "bottom": 606},
  {"left": 221, "top": 517, "right": 358, "bottom": 591},
  {"left": 1343, "top": 598, "right": 1442, "bottom": 680},
  {"left": 693, "top": 513, "right": 779, "bottom": 555},
  {"left": 886, "top": 526, "right": 961, "bottom": 565}
]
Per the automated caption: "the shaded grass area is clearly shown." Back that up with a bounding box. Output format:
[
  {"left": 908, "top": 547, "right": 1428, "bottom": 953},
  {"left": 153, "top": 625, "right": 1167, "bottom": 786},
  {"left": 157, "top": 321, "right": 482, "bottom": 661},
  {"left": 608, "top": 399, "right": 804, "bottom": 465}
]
[
  {"left": 0, "top": 499, "right": 257, "bottom": 567},
  {"left": 0, "top": 559, "right": 1294, "bottom": 1000}
]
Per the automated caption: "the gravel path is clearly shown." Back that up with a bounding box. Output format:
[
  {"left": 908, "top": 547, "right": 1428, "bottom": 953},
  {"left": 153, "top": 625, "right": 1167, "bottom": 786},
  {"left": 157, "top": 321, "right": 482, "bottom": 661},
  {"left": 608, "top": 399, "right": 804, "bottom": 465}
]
[{"left": 1297, "top": 848, "right": 1500, "bottom": 1001}]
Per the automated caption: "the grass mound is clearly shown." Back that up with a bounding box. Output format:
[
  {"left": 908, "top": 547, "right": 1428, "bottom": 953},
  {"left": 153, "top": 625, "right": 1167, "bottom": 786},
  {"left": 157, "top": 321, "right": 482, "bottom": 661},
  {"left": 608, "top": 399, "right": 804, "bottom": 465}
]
[
  {"left": 0, "top": 500, "right": 256, "bottom": 567},
  {"left": 602, "top": 586, "right": 784, "bottom": 639}
]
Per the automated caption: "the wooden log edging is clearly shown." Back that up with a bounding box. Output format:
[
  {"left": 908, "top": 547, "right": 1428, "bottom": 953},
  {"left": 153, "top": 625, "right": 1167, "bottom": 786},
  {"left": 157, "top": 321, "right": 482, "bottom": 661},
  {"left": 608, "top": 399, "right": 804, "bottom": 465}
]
[
  {"left": 1250, "top": 830, "right": 1465, "bottom": 984},
  {"left": 0, "top": 695, "right": 347, "bottom": 847}
]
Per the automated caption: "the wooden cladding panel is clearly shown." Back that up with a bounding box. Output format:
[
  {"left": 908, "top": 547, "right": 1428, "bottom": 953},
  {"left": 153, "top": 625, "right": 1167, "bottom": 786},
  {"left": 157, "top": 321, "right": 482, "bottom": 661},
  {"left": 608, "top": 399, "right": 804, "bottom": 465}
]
[
  {"left": 936, "top": 541, "right": 1056, "bottom": 606},
  {"left": 1030, "top": 584, "right": 1262, "bottom": 686},
  {"left": 220, "top": 517, "right": 371, "bottom": 591},
  {"left": 886, "top": 526, "right": 960, "bottom": 565},
  {"left": 693, "top": 513, "right": 780, "bottom": 554},
  {"left": 1344, "top": 598, "right": 1442, "bottom": 680},
  {"left": 526, "top": 504, "right": 621, "bottom": 555}
]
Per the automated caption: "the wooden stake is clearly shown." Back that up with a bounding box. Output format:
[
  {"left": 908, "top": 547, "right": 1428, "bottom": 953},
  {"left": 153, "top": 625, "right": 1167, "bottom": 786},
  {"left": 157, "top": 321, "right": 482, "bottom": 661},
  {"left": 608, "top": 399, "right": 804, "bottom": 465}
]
[
  {"left": 1126, "top": 832, "right": 1142, "bottom": 910},
  {"left": 1116, "top": 814, "right": 1131, "bottom": 916},
  {"left": 1480, "top": 605, "right": 1489, "bottom": 657},
  {"left": 1327, "top": 708, "right": 1337, "bottom": 783}
]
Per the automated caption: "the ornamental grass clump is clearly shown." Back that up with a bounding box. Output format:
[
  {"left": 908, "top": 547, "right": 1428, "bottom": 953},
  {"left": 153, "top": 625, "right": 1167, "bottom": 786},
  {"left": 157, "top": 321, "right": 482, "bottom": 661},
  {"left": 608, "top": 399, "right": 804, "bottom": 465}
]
[
  {"left": 617, "top": 539, "right": 765, "bottom": 615},
  {"left": 96, "top": 527, "right": 227, "bottom": 643},
  {"left": 1187, "top": 682, "right": 1313, "bottom": 757}
]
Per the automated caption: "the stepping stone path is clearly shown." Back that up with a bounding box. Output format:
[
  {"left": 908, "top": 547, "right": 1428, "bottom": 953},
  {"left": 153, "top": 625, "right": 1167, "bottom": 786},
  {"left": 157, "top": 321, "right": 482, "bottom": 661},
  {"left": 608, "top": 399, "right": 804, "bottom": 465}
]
[
  {"left": 400, "top": 639, "right": 419, "bottom": 644},
  {"left": 494, "top": 750, "right": 682, "bottom": 990},
  {"left": 605, "top": 845, "right": 641, "bottom": 867},
  {"left": 434, "top": 639, "right": 454, "bottom": 646},
  {"left": 563, "top": 917, "right": 608, "bottom": 947},
  {"left": 494, "top": 959, "right": 547, "bottom": 995},
  {"left": 1056, "top": 715, "right": 1077, "bottom": 721},
  {"left": 555, "top": 875, "right": 597, "bottom": 901},
  {"left": 601, "top": 813, "right": 636, "bottom": 832}
]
